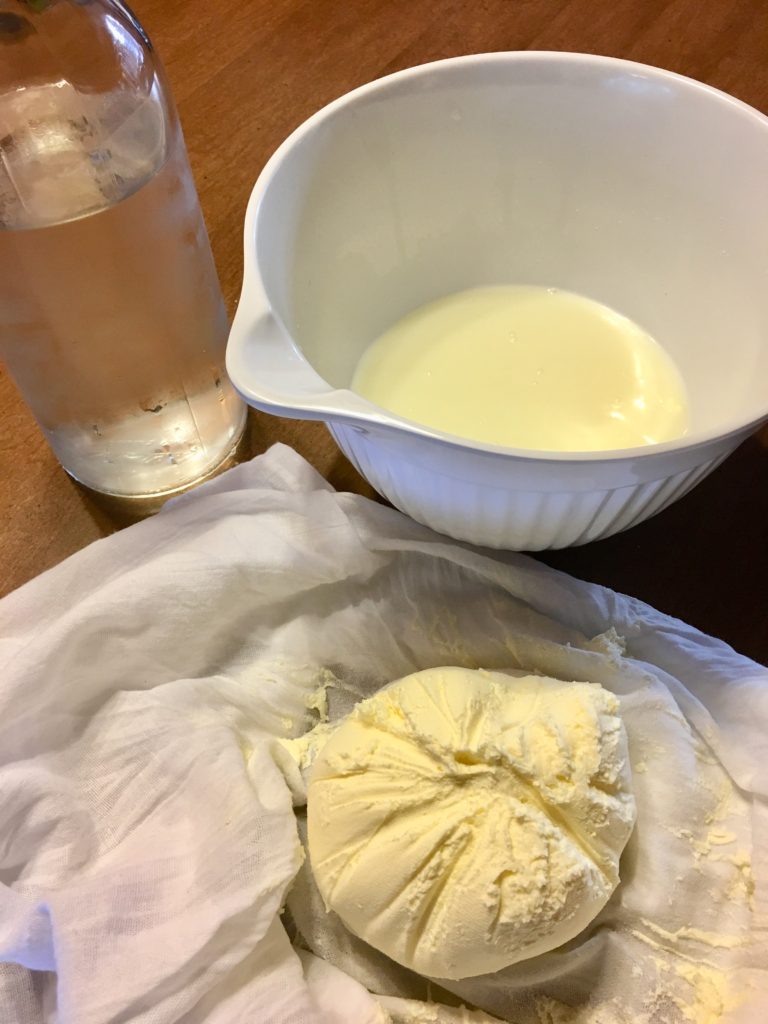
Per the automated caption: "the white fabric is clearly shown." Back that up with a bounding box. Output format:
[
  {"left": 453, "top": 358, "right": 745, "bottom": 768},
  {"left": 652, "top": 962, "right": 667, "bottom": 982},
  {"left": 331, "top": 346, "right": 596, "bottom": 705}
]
[{"left": 0, "top": 443, "right": 765, "bottom": 1024}]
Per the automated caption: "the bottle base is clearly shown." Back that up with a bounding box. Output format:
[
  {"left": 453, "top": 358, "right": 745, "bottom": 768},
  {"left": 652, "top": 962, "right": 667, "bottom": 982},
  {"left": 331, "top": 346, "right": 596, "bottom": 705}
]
[{"left": 68, "top": 417, "right": 250, "bottom": 521}]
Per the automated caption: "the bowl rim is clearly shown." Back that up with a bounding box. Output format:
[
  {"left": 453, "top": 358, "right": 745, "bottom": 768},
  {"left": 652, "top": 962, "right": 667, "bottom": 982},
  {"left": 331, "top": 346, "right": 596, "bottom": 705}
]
[{"left": 235, "top": 50, "right": 768, "bottom": 465}]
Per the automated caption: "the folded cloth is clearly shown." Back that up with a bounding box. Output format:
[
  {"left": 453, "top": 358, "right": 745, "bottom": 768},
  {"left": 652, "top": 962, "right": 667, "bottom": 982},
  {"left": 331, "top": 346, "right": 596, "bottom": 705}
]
[{"left": 0, "top": 443, "right": 765, "bottom": 1024}]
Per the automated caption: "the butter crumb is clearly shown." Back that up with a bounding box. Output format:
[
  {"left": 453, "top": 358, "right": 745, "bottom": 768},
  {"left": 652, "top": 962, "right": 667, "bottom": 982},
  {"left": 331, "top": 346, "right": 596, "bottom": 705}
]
[
  {"left": 706, "top": 830, "right": 735, "bottom": 846},
  {"left": 585, "top": 628, "right": 627, "bottom": 660},
  {"left": 638, "top": 917, "right": 746, "bottom": 951},
  {"left": 673, "top": 961, "right": 736, "bottom": 1024},
  {"left": 304, "top": 667, "right": 341, "bottom": 722}
]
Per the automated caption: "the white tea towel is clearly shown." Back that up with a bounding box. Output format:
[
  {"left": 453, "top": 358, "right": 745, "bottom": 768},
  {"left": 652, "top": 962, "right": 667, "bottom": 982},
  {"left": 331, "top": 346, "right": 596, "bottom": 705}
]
[{"left": 0, "top": 443, "right": 765, "bottom": 1024}]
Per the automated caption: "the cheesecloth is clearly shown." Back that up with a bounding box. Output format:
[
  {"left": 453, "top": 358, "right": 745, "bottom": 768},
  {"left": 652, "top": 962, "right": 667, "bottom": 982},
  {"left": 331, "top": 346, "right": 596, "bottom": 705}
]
[{"left": 0, "top": 444, "right": 765, "bottom": 1024}]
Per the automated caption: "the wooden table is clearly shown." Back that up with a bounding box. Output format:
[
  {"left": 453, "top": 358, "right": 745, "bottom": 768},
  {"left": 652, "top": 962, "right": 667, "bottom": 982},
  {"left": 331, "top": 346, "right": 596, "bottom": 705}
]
[{"left": 1, "top": 0, "right": 766, "bottom": 663}]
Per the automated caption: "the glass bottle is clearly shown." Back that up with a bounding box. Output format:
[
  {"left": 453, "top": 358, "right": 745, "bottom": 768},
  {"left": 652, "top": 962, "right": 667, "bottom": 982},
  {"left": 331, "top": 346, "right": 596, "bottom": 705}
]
[{"left": 0, "top": 0, "right": 246, "bottom": 499}]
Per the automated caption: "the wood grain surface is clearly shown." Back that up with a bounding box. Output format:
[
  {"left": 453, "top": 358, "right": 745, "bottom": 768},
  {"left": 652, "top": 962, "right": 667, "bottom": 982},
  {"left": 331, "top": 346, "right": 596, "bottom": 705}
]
[{"left": 1, "top": 0, "right": 766, "bottom": 662}]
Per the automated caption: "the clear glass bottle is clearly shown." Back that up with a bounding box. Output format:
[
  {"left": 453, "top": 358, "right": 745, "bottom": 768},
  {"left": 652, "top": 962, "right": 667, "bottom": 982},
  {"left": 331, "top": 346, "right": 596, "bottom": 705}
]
[{"left": 0, "top": 0, "right": 246, "bottom": 499}]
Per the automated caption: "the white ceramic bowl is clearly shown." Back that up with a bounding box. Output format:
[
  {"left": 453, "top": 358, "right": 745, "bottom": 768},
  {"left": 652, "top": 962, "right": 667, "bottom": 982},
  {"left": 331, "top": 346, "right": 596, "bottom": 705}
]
[{"left": 227, "top": 52, "right": 768, "bottom": 550}]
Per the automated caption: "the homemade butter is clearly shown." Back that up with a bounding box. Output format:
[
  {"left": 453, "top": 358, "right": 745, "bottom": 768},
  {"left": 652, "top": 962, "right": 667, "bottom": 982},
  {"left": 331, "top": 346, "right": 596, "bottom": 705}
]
[
  {"left": 351, "top": 285, "right": 689, "bottom": 451},
  {"left": 306, "top": 667, "right": 636, "bottom": 980}
]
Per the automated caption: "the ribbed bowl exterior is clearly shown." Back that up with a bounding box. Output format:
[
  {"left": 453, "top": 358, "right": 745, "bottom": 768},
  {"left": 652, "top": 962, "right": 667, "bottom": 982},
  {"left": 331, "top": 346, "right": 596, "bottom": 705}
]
[{"left": 329, "top": 422, "right": 737, "bottom": 550}]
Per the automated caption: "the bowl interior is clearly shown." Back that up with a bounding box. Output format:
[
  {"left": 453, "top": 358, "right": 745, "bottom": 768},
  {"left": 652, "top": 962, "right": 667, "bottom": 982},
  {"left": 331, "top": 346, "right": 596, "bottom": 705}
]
[{"left": 254, "top": 54, "right": 768, "bottom": 439}]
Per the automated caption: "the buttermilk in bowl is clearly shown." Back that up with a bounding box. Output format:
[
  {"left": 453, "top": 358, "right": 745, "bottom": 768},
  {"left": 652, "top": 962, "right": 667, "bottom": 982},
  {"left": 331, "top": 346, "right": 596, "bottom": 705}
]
[{"left": 350, "top": 285, "right": 689, "bottom": 452}]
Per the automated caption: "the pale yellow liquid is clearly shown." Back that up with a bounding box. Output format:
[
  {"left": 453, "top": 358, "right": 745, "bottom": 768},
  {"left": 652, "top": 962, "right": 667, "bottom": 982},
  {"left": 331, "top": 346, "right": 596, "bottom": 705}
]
[{"left": 351, "top": 286, "right": 689, "bottom": 451}]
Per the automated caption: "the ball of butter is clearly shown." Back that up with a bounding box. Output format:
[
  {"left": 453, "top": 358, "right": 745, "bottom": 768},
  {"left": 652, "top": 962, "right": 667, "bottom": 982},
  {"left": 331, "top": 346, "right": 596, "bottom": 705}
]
[{"left": 307, "top": 667, "right": 636, "bottom": 980}]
